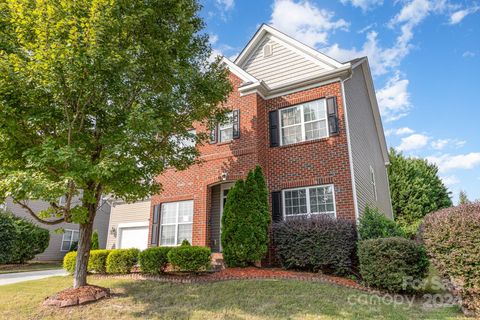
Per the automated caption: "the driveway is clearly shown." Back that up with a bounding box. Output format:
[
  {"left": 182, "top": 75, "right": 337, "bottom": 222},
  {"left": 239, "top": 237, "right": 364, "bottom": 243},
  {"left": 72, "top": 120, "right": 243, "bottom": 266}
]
[{"left": 0, "top": 269, "right": 68, "bottom": 286}]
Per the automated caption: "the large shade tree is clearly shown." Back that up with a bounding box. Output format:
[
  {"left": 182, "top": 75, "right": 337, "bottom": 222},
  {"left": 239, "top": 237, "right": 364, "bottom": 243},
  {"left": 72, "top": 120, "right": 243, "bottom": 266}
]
[
  {"left": 388, "top": 148, "right": 452, "bottom": 237},
  {"left": 0, "top": 0, "right": 231, "bottom": 287}
]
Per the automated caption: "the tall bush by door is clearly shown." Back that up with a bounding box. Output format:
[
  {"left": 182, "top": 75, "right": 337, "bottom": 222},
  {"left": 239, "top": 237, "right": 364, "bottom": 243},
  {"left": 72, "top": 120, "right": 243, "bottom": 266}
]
[
  {"left": 0, "top": 211, "right": 49, "bottom": 264},
  {"left": 221, "top": 166, "right": 270, "bottom": 267},
  {"left": 358, "top": 237, "right": 429, "bottom": 292},
  {"left": 90, "top": 230, "right": 100, "bottom": 250},
  {"left": 273, "top": 215, "right": 357, "bottom": 275},
  {"left": 421, "top": 204, "right": 480, "bottom": 316}
]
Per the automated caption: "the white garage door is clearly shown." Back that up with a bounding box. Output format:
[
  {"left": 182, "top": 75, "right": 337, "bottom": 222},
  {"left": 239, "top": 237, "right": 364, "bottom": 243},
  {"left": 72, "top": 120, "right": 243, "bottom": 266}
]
[{"left": 119, "top": 226, "right": 148, "bottom": 250}]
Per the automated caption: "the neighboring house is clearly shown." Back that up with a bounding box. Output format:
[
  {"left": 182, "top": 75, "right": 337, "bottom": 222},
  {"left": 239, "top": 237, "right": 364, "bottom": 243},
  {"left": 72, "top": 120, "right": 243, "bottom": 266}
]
[
  {"left": 4, "top": 198, "right": 111, "bottom": 261},
  {"left": 109, "top": 24, "right": 393, "bottom": 255}
]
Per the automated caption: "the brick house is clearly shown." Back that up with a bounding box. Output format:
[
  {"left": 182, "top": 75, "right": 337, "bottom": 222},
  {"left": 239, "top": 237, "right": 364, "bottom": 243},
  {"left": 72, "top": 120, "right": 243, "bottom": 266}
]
[{"left": 106, "top": 24, "right": 392, "bottom": 255}]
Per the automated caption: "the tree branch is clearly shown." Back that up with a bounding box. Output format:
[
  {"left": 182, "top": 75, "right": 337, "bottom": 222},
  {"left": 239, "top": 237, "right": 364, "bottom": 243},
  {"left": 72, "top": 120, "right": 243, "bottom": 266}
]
[{"left": 13, "top": 198, "right": 65, "bottom": 225}]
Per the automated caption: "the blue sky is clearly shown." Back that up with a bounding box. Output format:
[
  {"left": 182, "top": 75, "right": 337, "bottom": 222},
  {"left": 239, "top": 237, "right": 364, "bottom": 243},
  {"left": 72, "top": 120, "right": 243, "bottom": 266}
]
[{"left": 200, "top": 0, "right": 480, "bottom": 203}]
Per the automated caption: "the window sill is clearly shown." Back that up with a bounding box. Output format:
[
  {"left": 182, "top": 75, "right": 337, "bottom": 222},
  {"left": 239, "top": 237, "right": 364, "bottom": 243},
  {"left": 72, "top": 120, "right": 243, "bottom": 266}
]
[
  {"left": 216, "top": 140, "right": 233, "bottom": 146},
  {"left": 278, "top": 136, "right": 332, "bottom": 149}
]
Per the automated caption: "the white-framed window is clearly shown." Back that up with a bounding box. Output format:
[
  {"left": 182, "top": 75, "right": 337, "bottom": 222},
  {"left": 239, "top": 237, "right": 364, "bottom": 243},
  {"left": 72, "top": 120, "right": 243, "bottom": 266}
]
[
  {"left": 370, "top": 166, "right": 377, "bottom": 201},
  {"left": 61, "top": 229, "right": 79, "bottom": 251},
  {"left": 279, "top": 99, "right": 328, "bottom": 146},
  {"left": 176, "top": 129, "right": 196, "bottom": 148},
  {"left": 218, "top": 112, "right": 234, "bottom": 143},
  {"left": 283, "top": 184, "right": 336, "bottom": 219},
  {"left": 160, "top": 200, "right": 193, "bottom": 246}
]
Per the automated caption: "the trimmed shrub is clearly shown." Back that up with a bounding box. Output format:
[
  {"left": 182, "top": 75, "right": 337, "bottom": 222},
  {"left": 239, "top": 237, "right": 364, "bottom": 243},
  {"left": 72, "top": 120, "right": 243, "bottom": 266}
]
[
  {"left": 273, "top": 215, "right": 357, "bottom": 275},
  {"left": 0, "top": 212, "right": 16, "bottom": 264},
  {"left": 106, "top": 248, "right": 140, "bottom": 274},
  {"left": 138, "top": 247, "right": 171, "bottom": 275},
  {"left": 88, "top": 250, "right": 110, "bottom": 273},
  {"left": 358, "top": 237, "right": 429, "bottom": 292},
  {"left": 421, "top": 204, "right": 480, "bottom": 315},
  {"left": 359, "top": 205, "right": 405, "bottom": 240},
  {"left": 91, "top": 230, "right": 99, "bottom": 250},
  {"left": 221, "top": 166, "right": 270, "bottom": 267},
  {"left": 63, "top": 251, "right": 77, "bottom": 274},
  {"left": 0, "top": 211, "right": 50, "bottom": 263},
  {"left": 167, "top": 245, "right": 211, "bottom": 272}
]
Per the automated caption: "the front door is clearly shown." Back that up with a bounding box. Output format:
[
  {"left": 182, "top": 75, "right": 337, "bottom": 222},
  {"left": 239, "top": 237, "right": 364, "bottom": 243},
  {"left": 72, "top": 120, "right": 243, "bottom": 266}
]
[{"left": 219, "top": 183, "right": 234, "bottom": 251}]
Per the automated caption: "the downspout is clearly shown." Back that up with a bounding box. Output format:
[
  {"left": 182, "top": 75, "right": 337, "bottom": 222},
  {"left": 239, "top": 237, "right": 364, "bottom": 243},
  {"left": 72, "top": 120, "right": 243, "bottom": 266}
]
[{"left": 341, "top": 71, "right": 360, "bottom": 223}]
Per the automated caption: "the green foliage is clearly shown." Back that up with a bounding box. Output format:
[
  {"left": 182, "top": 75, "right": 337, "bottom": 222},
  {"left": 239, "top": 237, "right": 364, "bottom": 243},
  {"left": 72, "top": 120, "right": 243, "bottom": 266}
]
[
  {"left": 69, "top": 241, "right": 78, "bottom": 252},
  {"left": 358, "top": 237, "right": 429, "bottom": 292},
  {"left": 167, "top": 245, "right": 211, "bottom": 273},
  {"left": 0, "top": 212, "right": 16, "bottom": 264},
  {"left": 91, "top": 230, "right": 99, "bottom": 250},
  {"left": 458, "top": 190, "right": 470, "bottom": 205},
  {"left": 0, "top": 211, "right": 50, "bottom": 264},
  {"left": 0, "top": 0, "right": 231, "bottom": 285},
  {"left": 181, "top": 239, "right": 191, "bottom": 247},
  {"left": 138, "top": 247, "right": 172, "bottom": 275},
  {"left": 63, "top": 251, "right": 77, "bottom": 274},
  {"left": 87, "top": 250, "right": 110, "bottom": 273},
  {"left": 106, "top": 249, "right": 140, "bottom": 274},
  {"left": 273, "top": 216, "right": 357, "bottom": 275},
  {"left": 221, "top": 166, "right": 270, "bottom": 267},
  {"left": 421, "top": 203, "right": 480, "bottom": 315},
  {"left": 359, "top": 205, "right": 405, "bottom": 240},
  {"left": 388, "top": 148, "right": 452, "bottom": 238}
]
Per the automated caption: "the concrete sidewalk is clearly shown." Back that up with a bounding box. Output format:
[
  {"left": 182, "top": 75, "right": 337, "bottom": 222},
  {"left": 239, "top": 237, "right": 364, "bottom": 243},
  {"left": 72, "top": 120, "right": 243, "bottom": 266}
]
[{"left": 0, "top": 269, "right": 68, "bottom": 286}]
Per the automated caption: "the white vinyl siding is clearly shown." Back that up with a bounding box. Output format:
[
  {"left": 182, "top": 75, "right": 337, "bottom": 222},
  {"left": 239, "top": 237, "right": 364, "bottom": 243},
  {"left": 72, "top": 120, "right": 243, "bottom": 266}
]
[
  {"left": 61, "top": 229, "right": 79, "bottom": 252},
  {"left": 283, "top": 185, "right": 336, "bottom": 219},
  {"left": 160, "top": 200, "right": 193, "bottom": 246},
  {"left": 241, "top": 37, "right": 333, "bottom": 89},
  {"left": 280, "top": 99, "right": 328, "bottom": 145}
]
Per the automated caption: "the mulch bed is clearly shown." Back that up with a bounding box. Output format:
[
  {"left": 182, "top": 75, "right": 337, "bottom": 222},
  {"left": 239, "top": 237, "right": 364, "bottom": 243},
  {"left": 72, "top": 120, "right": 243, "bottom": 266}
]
[
  {"left": 43, "top": 285, "right": 109, "bottom": 308},
  {"left": 92, "top": 267, "right": 381, "bottom": 295}
]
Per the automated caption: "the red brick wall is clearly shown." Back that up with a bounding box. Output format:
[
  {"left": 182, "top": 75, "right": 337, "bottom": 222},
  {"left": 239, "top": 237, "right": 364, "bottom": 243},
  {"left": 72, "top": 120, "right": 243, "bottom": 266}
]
[{"left": 148, "top": 73, "right": 355, "bottom": 249}]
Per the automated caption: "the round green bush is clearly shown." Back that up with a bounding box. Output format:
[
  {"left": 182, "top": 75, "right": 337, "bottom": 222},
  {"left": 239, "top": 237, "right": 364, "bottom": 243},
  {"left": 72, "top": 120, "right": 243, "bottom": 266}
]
[
  {"left": 421, "top": 204, "right": 480, "bottom": 315},
  {"left": 88, "top": 250, "right": 111, "bottom": 273},
  {"left": 358, "top": 237, "right": 429, "bottom": 292},
  {"left": 167, "top": 245, "right": 211, "bottom": 272},
  {"left": 63, "top": 251, "right": 77, "bottom": 274},
  {"left": 106, "top": 248, "right": 140, "bottom": 274},
  {"left": 138, "top": 247, "right": 171, "bottom": 275},
  {"left": 359, "top": 205, "right": 405, "bottom": 240},
  {"left": 0, "top": 212, "right": 16, "bottom": 264}
]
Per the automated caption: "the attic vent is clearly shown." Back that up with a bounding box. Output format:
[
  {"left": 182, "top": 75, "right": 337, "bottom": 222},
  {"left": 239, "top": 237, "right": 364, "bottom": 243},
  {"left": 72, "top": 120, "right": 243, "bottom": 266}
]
[{"left": 263, "top": 44, "right": 273, "bottom": 57}]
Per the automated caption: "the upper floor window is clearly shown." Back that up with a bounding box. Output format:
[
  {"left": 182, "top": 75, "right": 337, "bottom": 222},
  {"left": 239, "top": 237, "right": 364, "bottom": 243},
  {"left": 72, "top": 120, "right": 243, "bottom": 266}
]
[
  {"left": 219, "top": 112, "right": 234, "bottom": 142},
  {"left": 280, "top": 99, "right": 328, "bottom": 146},
  {"left": 177, "top": 129, "right": 196, "bottom": 148},
  {"left": 283, "top": 184, "right": 336, "bottom": 219}
]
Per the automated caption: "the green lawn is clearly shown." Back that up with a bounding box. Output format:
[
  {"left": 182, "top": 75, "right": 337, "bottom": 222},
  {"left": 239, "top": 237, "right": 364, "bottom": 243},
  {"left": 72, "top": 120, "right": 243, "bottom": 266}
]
[
  {"left": 0, "top": 262, "right": 62, "bottom": 274},
  {"left": 0, "top": 276, "right": 464, "bottom": 320}
]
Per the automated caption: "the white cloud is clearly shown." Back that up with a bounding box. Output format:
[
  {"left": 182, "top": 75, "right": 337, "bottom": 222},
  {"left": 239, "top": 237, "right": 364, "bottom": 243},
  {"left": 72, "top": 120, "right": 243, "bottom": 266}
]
[
  {"left": 385, "top": 127, "right": 415, "bottom": 136},
  {"left": 340, "top": 0, "right": 383, "bottom": 11},
  {"left": 463, "top": 51, "right": 476, "bottom": 58},
  {"left": 426, "top": 153, "right": 480, "bottom": 172},
  {"left": 376, "top": 72, "right": 411, "bottom": 122},
  {"left": 216, "top": 0, "right": 235, "bottom": 11},
  {"left": 441, "top": 175, "right": 460, "bottom": 186},
  {"left": 431, "top": 138, "right": 466, "bottom": 150},
  {"left": 270, "top": 0, "right": 349, "bottom": 48},
  {"left": 398, "top": 134, "right": 430, "bottom": 151},
  {"left": 209, "top": 34, "right": 219, "bottom": 46},
  {"left": 449, "top": 6, "right": 480, "bottom": 24}
]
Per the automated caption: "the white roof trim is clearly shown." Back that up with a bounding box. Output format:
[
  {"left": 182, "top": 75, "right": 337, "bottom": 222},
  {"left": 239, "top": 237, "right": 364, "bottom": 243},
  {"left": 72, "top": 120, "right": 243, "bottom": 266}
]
[
  {"left": 235, "top": 24, "right": 346, "bottom": 70},
  {"left": 221, "top": 57, "right": 258, "bottom": 83}
]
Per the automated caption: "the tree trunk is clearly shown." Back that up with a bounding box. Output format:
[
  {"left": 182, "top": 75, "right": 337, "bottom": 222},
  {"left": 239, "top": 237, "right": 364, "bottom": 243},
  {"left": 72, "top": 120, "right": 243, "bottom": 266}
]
[{"left": 73, "top": 208, "right": 96, "bottom": 288}]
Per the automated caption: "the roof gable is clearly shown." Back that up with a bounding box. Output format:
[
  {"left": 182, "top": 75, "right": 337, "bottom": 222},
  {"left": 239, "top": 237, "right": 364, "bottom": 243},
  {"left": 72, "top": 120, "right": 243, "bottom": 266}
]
[{"left": 235, "top": 25, "right": 347, "bottom": 89}]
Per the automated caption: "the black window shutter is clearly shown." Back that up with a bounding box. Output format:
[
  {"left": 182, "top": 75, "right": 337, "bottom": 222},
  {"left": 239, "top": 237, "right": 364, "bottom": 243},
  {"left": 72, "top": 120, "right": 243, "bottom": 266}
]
[
  {"left": 271, "top": 191, "right": 283, "bottom": 222},
  {"left": 232, "top": 109, "right": 240, "bottom": 139},
  {"left": 209, "top": 126, "right": 217, "bottom": 144},
  {"left": 150, "top": 204, "right": 160, "bottom": 246},
  {"left": 269, "top": 110, "right": 280, "bottom": 147},
  {"left": 327, "top": 97, "right": 339, "bottom": 135}
]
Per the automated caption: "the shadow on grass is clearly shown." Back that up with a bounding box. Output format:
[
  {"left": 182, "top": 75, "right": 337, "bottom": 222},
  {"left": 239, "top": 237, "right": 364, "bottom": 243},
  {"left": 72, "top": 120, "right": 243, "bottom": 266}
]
[{"left": 111, "top": 279, "right": 462, "bottom": 320}]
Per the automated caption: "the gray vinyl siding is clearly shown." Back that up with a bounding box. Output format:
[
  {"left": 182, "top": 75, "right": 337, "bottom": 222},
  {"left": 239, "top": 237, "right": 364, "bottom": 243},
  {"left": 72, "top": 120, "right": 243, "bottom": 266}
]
[
  {"left": 5, "top": 198, "right": 111, "bottom": 261},
  {"left": 106, "top": 200, "right": 151, "bottom": 249},
  {"left": 344, "top": 65, "right": 393, "bottom": 219},
  {"left": 241, "top": 36, "right": 331, "bottom": 89},
  {"left": 210, "top": 185, "right": 221, "bottom": 253}
]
